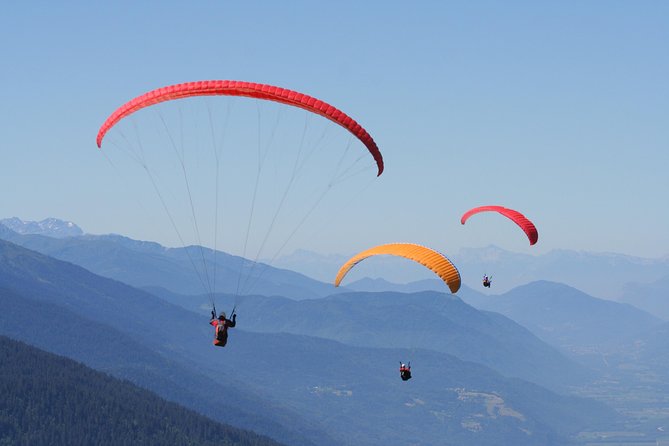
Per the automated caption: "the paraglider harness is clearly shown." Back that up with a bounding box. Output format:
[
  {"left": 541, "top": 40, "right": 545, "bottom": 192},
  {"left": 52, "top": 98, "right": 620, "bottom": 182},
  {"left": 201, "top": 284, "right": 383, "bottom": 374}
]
[
  {"left": 482, "top": 275, "right": 492, "bottom": 288},
  {"left": 211, "top": 304, "right": 236, "bottom": 347},
  {"left": 399, "top": 361, "right": 412, "bottom": 381}
]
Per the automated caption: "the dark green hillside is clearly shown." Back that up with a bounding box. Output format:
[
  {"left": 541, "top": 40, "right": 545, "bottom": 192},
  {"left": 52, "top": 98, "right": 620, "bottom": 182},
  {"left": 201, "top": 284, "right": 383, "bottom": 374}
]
[
  {"left": 0, "top": 286, "right": 326, "bottom": 446},
  {"left": 0, "top": 335, "right": 284, "bottom": 446}
]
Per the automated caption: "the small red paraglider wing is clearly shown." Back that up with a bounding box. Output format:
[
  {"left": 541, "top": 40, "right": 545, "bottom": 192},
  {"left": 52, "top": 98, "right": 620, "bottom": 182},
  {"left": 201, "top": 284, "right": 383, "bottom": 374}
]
[{"left": 461, "top": 205, "right": 538, "bottom": 245}]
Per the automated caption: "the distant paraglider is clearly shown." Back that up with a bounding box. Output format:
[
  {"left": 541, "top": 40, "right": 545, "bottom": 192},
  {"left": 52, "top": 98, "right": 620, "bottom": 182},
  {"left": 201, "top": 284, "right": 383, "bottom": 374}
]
[
  {"left": 482, "top": 274, "right": 492, "bottom": 288},
  {"left": 460, "top": 205, "right": 538, "bottom": 246},
  {"left": 334, "top": 243, "right": 461, "bottom": 293},
  {"left": 399, "top": 362, "right": 412, "bottom": 381}
]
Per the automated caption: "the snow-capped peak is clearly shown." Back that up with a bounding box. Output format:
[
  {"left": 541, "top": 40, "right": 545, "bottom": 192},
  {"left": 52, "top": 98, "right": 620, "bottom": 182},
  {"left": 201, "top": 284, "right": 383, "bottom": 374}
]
[{"left": 0, "top": 217, "right": 84, "bottom": 238}]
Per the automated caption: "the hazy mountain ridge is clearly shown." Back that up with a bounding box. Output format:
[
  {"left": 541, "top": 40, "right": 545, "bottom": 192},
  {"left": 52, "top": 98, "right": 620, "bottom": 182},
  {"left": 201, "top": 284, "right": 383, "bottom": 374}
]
[
  {"left": 619, "top": 274, "right": 669, "bottom": 320},
  {"left": 270, "top": 245, "right": 669, "bottom": 300},
  {"left": 459, "top": 281, "right": 662, "bottom": 366},
  {"left": 0, "top": 238, "right": 620, "bottom": 445},
  {"left": 4, "top": 217, "right": 669, "bottom": 303},
  {"left": 0, "top": 228, "right": 341, "bottom": 300}
]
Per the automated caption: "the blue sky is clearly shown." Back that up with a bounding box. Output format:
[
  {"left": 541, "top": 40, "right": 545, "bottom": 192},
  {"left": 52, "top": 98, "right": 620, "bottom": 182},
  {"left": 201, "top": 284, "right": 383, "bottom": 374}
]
[{"left": 1, "top": 1, "right": 667, "bottom": 259}]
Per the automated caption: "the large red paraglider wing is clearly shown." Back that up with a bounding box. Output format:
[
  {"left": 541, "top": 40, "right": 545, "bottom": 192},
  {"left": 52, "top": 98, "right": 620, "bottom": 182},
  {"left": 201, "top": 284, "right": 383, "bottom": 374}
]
[
  {"left": 96, "top": 80, "right": 384, "bottom": 176},
  {"left": 334, "top": 243, "right": 461, "bottom": 293},
  {"left": 460, "top": 205, "right": 538, "bottom": 245}
]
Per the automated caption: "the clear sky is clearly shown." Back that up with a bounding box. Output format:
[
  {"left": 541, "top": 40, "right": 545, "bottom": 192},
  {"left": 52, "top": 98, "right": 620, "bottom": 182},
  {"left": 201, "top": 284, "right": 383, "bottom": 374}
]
[{"left": 1, "top": 1, "right": 667, "bottom": 259}]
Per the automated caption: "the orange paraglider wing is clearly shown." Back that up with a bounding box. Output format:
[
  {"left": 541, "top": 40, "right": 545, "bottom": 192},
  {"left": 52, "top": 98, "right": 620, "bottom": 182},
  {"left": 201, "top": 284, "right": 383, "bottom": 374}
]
[{"left": 334, "top": 243, "right": 461, "bottom": 293}]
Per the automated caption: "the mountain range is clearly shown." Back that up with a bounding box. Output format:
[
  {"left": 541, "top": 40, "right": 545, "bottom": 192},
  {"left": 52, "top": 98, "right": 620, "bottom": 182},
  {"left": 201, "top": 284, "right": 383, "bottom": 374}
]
[
  {"left": 3, "top": 217, "right": 669, "bottom": 443},
  {"left": 619, "top": 274, "right": 669, "bottom": 320},
  {"left": 460, "top": 281, "right": 662, "bottom": 354},
  {"left": 270, "top": 245, "right": 669, "bottom": 301},
  {"left": 3, "top": 216, "right": 669, "bottom": 307},
  {"left": 0, "top": 223, "right": 338, "bottom": 300},
  {"left": 0, "top": 236, "right": 622, "bottom": 445},
  {"left": 0, "top": 217, "right": 83, "bottom": 238}
]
